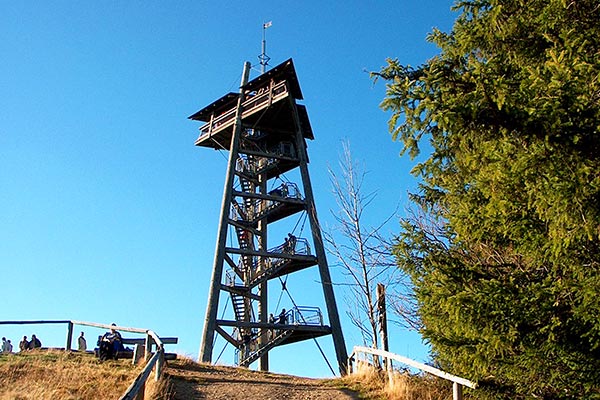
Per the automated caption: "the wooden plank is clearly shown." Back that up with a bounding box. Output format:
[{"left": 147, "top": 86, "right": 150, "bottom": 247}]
[
  {"left": 215, "top": 326, "right": 239, "bottom": 347},
  {"left": 0, "top": 320, "right": 70, "bottom": 325},
  {"left": 122, "top": 337, "right": 178, "bottom": 345},
  {"left": 71, "top": 320, "right": 148, "bottom": 334},
  {"left": 118, "top": 351, "right": 160, "bottom": 400}
]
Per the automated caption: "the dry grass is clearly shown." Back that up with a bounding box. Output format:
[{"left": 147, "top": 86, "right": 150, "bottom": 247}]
[
  {"left": 336, "top": 361, "right": 453, "bottom": 400},
  {"left": 0, "top": 350, "right": 169, "bottom": 400}
]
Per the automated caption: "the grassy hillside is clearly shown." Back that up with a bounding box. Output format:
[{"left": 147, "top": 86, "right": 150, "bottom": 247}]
[
  {"left": 335, "top": 362, "right": 456, "bottom": 400},
  {"left": 0, "top": 350, "right": 165, "bottom": 400},
  {"left": 0, "top": 350, "right": 457, "bottom": 400}
]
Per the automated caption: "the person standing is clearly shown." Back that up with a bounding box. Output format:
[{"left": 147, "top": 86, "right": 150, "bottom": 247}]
[
  {"left": 5, "top": 340, "right": 12, "bottom": 354},
  {"left": 1, "top": 337, "right": 8, "bottom": 353},
  {"left": 278, "top": 308, "right": 287, "bottom": 325},
  {"left": 78, "top": 332, "right": 87, "bottom": 352},
  {"left": 268, "top": 313, "right": 275, "bottom": 339}
]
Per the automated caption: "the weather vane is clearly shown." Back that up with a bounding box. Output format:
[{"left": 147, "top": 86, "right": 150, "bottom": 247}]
[{"left": 259, "top": 21, "right": 272, "bottom": 74}]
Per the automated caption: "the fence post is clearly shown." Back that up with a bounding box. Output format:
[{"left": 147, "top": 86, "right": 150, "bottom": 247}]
[
  {"left": 155, "top": 346, "right": 164, "bottom": 381},
  {"left": 347, "top": 357, "right": 353, "bottom": 374},
  {"left": 145, "top": 333, "right": 153, "bottom": 362},
  {"left": 133, "top": 343, "right": 145, "bottom": 365},
  {"left": 377, "top": 283, "right": 389, "bottom": 371},
  {"left": 65, "top": 321, "right": 74, "bottom": 351},
  {"left": 453, "top": 382, "right": 463, "bottom": 400}
]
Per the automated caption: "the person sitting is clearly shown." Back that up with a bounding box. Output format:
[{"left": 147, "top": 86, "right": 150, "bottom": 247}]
[
  {"left": 28, "top": 334, "right": 41, "bottom": 350},
  {"left": 19, "top": 336, "right": 28, "bottom": 352},
  {"left": 99, "top": 323, "right": 123, "bottom": 360}
]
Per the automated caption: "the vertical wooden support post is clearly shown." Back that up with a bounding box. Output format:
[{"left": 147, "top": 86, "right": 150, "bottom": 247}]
[
  {"left": 290, "top": 98, "right": 348, "bottom": 375},
  {"left": 155, "top": 347, "right": 164, "bottom": 381},
  {"left": 258, "top": 172, "right": 269, "bottom": 372},
  {"left": 199, "top": 61, "right": 252, "bottom": 363},
  {"left": 377, "top": 284, "right": 389, "bottom": 370},
  {"left": 65, "top": 321, "right": 74, "bottom": 351},
  {"left": 347, "top": 355, "right": 354, "bottom": 374},
  {"left": 145, "top": 333, "right": 153, "bottom": 362},
  {"left": 133, "top": 343, "right": 145, "bottom": 365},
  {"left": 453, "top": 382, "right": 463, "bottom": 400}
]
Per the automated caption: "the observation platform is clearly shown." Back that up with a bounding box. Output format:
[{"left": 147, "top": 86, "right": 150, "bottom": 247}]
[{"left": 189, "top": 59, "right": 314, "bottom": 150}]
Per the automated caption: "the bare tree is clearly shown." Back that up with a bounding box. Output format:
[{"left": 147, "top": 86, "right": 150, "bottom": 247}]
[{"left": 324, "top": 141, "right": 413, "bottom": 352}]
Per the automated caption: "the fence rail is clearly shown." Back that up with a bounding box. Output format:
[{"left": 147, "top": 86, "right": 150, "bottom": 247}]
[
  {"left": 348, "top": 346, "right": 476, "bottom": 400},
  {"left": 0, "top": 319, "right": 170, "bottom": 400}
]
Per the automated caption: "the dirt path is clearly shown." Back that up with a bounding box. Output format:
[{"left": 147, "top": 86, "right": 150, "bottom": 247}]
[{"left": 164, "top": 360, "right": 359, "bottom": 400}]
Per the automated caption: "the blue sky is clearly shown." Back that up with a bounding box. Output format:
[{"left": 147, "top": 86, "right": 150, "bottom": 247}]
[{"left": 1, "top": 1, "right": 456, "bottom": 377}]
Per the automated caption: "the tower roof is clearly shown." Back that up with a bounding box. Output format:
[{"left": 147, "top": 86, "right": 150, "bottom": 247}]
[
  {"left": 244, "top": 58, "right": 303, "bottom": 100},
  {"left": 188, "top": 92, "right": 238, "bottom": 122},
  {"left": 188, "top": 58, "right": 303, "bottom": 122}
]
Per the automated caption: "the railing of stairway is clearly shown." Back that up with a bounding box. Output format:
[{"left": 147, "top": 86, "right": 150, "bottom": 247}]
[{"left": 0, "top": 319, "right": 168, "bottom": 400}]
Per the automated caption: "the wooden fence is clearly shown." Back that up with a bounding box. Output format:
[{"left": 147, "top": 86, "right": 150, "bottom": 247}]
[
  {"left": 0, "top": 319, "right": 173, "bottom": 400},
  {"left": 348, "top": 346, "right": 477, "bottom": 400}
]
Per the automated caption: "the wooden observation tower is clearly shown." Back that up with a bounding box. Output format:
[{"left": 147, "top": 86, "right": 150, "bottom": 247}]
[{"left": 189, "top": 59, "right": 347, "bottom": 374}]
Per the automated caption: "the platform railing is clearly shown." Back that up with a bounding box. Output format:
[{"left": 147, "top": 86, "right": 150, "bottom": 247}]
[
  {"left": 197, "top": 80, "right": 289, "bottom": 140},
  {"left": 287, "top": 306, "right": 323, "bottom": 326}
]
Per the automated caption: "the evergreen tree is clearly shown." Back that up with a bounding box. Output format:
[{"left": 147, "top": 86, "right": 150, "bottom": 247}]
[{"left": 375, "top": 1, "right": 600, "bottom": 398}]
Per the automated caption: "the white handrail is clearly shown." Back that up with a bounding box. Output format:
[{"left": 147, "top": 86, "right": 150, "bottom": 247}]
[
  {"left": 349, "top": 346, "right": 476, "bottom": 400},
  {"left": 350, "top": 346, "right": 476, "bottom": 389}
]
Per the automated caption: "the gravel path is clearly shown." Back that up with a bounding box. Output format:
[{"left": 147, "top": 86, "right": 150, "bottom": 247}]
[{"left": 165, "top": 361, "right": 359, "bottom": 400}]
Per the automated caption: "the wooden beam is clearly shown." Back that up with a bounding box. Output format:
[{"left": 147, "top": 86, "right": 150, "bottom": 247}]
[
  {"left": 223, "top": 253, "right": 239, "bottom": 271},
  {"left": 121, "top": 337, "right": 178, "bottom": 345},
  {"left": 289, "top": 92, "right": 348, "bottom": 375},
  {"left": 0, "top": 320, "right": 70, "bottom": 325},
  {"left": 71, "top": 321, "right": 148, "bottom": 334},
  {"left": 220, "top": 284, "right": 261, "bottom": 301},
  {"left": 215, "top": 326, "right": 239, "bottom": 347},
  {"left": 66, "top": 321, "right": 74, "bottom": 351},
  {"left": 200, "top": 61, "right": 252, "bottom": 363}
]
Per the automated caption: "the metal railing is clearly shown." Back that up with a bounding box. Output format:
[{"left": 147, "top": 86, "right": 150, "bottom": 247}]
[
  {"left": 348, "top": 346, "right": 476, "bottom": 400},
  {"left": 0, "top": 319, "right": 170, "bottom": 400},
  {"left": 287, "top": 306, "right": 323, "bottom": 326}
]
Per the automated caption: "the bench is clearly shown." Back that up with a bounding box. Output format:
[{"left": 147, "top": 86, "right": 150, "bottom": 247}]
[{"left": 95, "top": 337, "right": 179, "bottom": 362}]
